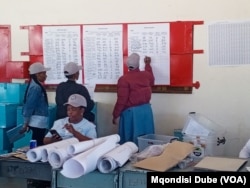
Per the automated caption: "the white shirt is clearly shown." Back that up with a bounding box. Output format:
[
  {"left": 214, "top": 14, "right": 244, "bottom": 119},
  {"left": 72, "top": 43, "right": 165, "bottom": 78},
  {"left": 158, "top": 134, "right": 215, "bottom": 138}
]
[
  {"left": 29, "top": 115, "right": 48, "bottom": 129},
  {"left": 45, "top": 117, "right": 97, "bottom": 140},
  {"left": 239, "top": 139, "right": 250, "bottom": 158}
]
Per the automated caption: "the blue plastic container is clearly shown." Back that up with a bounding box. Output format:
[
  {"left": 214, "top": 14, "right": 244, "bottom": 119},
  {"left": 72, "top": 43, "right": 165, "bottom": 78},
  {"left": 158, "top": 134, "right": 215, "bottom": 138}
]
[
  {"left": 16, "top": 106, "right": 24, "bottom": 125},
  {"left": 0, "top": 127, "right": 14, "bottom": 151},
  {"left": 0, "top": 83, "right": 27, "bottom": 104},
  {"left": 0, "top": 103, "right": 18, "bottom": 128}
]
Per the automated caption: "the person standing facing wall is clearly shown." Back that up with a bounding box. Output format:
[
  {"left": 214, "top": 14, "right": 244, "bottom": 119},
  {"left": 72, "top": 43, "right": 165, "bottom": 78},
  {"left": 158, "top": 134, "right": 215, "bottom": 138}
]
[
  {"left": 112, "top": 53, "right": 155, "bottom": 145},
  {"left": 20, "top": 62, "right": 51, "bottom": 146},
  {"left": 55, "top": 62, "right": 95, "bottom": 123}
]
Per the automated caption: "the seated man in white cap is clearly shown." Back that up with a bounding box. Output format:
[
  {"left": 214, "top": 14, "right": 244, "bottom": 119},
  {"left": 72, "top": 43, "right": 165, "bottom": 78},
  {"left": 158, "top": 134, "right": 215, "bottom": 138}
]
[
  {"left": 239, "top": 139, "right": 250, "bottom": 158},
  {"left": 112, "top": 53, "right": 155, "bottom": 145},
  {"left": 55, "top": 62, "right": 95, "bottom": 123},
  {"left": 43, "top": 94, "right": 97, "bottom": 145}
]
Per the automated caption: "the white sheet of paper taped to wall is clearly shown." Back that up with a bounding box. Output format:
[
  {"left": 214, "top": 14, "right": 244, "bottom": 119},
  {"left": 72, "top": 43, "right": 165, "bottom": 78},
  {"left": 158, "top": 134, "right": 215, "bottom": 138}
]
[
  {"left": 97, "top": 141, "right": 138, "bottom": 173},
  {"left": 60, "top": 134, "right": 120, "bottom": 178}
]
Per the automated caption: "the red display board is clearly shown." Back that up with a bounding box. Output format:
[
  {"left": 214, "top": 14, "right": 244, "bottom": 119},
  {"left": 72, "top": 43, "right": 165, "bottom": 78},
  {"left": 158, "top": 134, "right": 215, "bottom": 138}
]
[
  {"left": 17, "top": 21, "right": 203, "bottom": 93},
  {"left": 0, "top": 25, "right": 11, "bottom": 82}
]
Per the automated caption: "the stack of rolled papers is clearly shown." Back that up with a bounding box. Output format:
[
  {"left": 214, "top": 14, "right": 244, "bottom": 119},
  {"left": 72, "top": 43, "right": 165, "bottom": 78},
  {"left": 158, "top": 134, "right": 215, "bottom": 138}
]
[
  {"left": 26, "top": 138, "right": 79, "bottom": 163},
  {"left": 60, "top": 134, "right": 120, "bottom": 178},
  {"left": 48, "top": 147, "right": 72, "bottom": 168},
  {"left": 48, "top": 135, "right": 119, "bottom": 168},
  {"left": 27, "top": 134, "right": 131, "bottom": 177},
  {"left": 67, "top": 135, "right": 116, "bottom": 155},
  {"left": 97, "top": 141, "right": 138, "bottom": 173}
]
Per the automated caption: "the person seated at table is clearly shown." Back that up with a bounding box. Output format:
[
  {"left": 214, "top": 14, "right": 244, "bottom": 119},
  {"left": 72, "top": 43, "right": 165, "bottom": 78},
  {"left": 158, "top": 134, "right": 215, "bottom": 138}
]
[
  {"left": 239, "top": 139, "right": 250, "bottom": 158},
  {"left": 43, "top": 94, "right": 97, "bottom": 145}
]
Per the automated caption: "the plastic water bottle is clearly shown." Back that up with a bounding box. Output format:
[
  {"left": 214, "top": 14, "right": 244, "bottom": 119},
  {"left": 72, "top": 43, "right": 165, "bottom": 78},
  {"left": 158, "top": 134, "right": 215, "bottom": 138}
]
[{"left": 178, "top": 157, "right": 194, "bottom": 169}]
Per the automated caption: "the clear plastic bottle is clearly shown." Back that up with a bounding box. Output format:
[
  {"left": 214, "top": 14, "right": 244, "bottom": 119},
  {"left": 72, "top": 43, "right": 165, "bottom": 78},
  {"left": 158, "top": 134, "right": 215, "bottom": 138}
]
[{"left": 178, "top": 157, "right": 194, "bottom": 169}]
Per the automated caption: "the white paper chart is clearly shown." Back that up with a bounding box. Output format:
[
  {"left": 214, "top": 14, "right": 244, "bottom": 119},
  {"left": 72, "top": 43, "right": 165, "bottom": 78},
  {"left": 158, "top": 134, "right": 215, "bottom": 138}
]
[
  {"left": 42, "top": 26, "right": 82, "bottom": 84},
  {"left": 208, "top": 21, "right": 250, "bottom": 66},
  {"left": 41, "top": 23, "right": 173, "bottom": 86},
  {"left": 83, "top": 24, "right": 123, "bottom": 84},
  {"left": 128, "top": 23, "right": 170, "bottom": 85}
]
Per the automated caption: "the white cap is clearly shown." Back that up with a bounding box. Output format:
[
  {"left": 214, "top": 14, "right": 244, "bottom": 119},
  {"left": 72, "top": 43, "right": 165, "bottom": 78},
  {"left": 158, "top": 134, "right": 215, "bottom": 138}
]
[
  {"left": 64, "top": 94, "right": 87, "bottom": 108},
  {"left": 64, "top": 62, "right": 82, "bottom": 76},
  {"left": 127, "top": 53, "right": 140, "bottom": 70},
  {"left": 29, "top": 62, "right": 51, "bottom": 74}
]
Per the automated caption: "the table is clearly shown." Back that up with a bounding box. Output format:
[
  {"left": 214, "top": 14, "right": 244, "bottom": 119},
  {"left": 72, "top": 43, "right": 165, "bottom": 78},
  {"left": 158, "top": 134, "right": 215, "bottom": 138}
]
[
  {"left": 118, "top": 159, "right": 250, "bottom": 188},
  {"left": 0, "top": 157, "right": 55, "bottom": 188},
  {"left": 0, "top": 157, "right": 249, "bottom": 188}
]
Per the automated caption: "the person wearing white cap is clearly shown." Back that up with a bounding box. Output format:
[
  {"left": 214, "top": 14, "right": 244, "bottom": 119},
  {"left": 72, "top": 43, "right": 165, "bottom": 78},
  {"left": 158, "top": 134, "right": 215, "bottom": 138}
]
[
  {"left": 55, "top": 62, "right": 95, "bottom": 123},
  {"left": 20, "top": 62, "right": 51, "bottom": 146},
  {"left": 112, "top": 53, "right": 155, "bottom": 145},
  {"left": 239, "top": 139, "right": 250, "bottom": 158},
  {"left": 43, "top": 94, "right": 97, "bottom": 144}
]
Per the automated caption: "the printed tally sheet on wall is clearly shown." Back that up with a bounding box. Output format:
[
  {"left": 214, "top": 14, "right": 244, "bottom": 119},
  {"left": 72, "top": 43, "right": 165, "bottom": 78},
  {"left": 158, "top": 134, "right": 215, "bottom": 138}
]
[
  {"left": 208, "top": 21, "right": 250, "bottom": 66},
  {"left": 42, "top": 26, "right": 83, "bottom": 84},
  {"left": 26, "top": 134, "right": 138, "bottom": 178},
  {"left": 128, "top": 23, "right": 170, "bottom": 85},
  {"left": 83, "top": 24, "right": 123, "bottom": 85},
  {"left": 42, "top": 23, "right": 170, "bottom": 85}
]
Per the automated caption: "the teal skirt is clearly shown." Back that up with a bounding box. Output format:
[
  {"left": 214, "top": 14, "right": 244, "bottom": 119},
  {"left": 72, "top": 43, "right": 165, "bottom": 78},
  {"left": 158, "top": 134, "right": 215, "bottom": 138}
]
[{"left": 119, "top": 103, "right": 155, "bottom": 145}]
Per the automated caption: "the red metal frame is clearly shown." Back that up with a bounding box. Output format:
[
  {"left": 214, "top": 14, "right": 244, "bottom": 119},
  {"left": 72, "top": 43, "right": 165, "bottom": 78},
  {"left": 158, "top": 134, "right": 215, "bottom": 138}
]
[
  {"left": 0, "top": 25, "right": 11, "bottom": 82},
  {"left": 3, "top": 21, "right": 204, "bottom": 93}
]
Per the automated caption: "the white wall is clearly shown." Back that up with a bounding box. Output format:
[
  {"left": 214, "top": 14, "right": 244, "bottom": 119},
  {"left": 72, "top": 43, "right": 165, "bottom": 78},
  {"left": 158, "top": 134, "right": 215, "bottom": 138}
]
[{"left": 1, "top": 0, "right": 250, "bottom": 157}]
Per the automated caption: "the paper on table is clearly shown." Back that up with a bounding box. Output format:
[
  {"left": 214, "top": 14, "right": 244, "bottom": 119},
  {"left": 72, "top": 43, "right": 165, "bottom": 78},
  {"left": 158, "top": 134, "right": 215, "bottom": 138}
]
[
  {"left": 60, "top": 134, "right": 120, "bottom": 178},
  {"left": 49, "top": 135, "right": 120, "bottom": 169},
  {"left": 67, "top": 134, "right": 120, "bottom": 155},
  {"left": 41, "top": 137, "right": 79, "bottom": 162},
  {"left": 97, "top": 142, "right": 138, "bottom": 173},
  {"left": 26, "top": 146, "right": 47, "bottom": 162},
  {"left": 26, "top": 137, "right": 79, "bottom": 162},
  {"left": 48, "top": 147, "right": 72, "bottom": 169},
  {"left": 194, "top": 156, "right": 247, "bottom": 171},
  {"left": 133, "top": 141, "right": 194, "bottom": 172}
]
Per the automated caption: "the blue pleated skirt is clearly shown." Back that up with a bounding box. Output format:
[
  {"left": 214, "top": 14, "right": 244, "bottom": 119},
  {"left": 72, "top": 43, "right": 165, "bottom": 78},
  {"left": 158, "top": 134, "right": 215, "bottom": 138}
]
[{"left": 119, "top": 103, "right": 155, "bottom": 145}]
